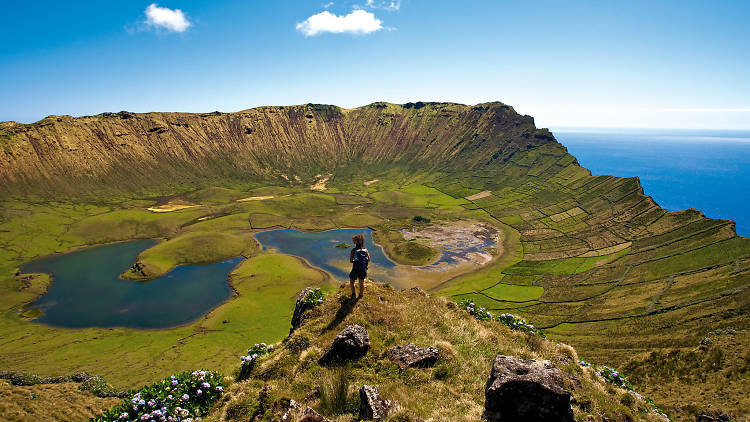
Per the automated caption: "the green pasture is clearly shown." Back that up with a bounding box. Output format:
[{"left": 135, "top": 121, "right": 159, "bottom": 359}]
[
  {"left": 123, "top": 231, "right": 258, "bottom": 279},
  {"left": 0, "top": 170, "right": 748, "bottom": 422},
  {"left": 0, "top": 253, "right": 331, "bottom": 388},
  {"left": 0, "top": 185, "right": 522, "bottom": 388}
]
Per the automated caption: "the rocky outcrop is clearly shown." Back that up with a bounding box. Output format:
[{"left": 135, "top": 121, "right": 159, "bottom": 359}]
[
  {"left": 291, "top": 287, "right": 314, "bottom": 333},
  {"left": 697, "top": 411, "right": 732, "bottom": 422},
  {"left": 318, "top": 325, "right": 370, "bottom": 365},
  {"left": 299, "top": 406, "right": 332, "bottom": 422},
  {"left": 483, "top": 355, "right": 574, "bottom": 422},
  {"left": 359, "top": 385, "right": 394, "bottom": 421},
  {"left": 387, "top": 343, "right": 439, "bottom": 369}
]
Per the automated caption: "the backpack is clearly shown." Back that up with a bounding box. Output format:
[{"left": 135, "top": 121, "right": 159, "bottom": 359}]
[{"left": 353, "top": 248, "right": 369, "bottom": 271}]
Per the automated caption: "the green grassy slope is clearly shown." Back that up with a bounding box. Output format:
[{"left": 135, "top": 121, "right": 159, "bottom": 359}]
[{"left": 201, "top": 282, "right": 668, "bottom": 422}]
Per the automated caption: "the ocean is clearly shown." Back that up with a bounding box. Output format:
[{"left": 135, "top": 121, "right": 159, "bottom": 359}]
[{"left": 552, "top": 128, "right": 750, "bottom": 238}]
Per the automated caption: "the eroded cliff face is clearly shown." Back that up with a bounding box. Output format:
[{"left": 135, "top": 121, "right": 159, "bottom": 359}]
[{"left": 0, "top": 102, "right": 556, "bottom": 198}]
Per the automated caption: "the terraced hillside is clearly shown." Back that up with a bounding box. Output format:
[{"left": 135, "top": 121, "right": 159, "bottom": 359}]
[{"left": 0, "top": 102, "right": 747, "bottom": 420}]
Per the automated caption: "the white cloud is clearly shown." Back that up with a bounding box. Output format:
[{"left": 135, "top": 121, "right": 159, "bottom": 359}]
[
  {"left": 366, "top": 0, "right": 400, "bottom": 11},
  {"left": 144, "top": 4, "right": 191, "bottom": 33},
  {"left": 296, "top": 9, "right": 382, "bottom": 36},
  {"left": 322, "top": 1, "right": 334, "bottom": 8}
]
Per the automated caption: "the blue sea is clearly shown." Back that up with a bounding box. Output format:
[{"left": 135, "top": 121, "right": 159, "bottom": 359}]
[{"left": 552, "top": 128, "right": 750, "bottom": 238}]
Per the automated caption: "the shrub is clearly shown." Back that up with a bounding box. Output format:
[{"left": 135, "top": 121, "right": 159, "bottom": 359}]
[
  {"left": 302, "top": 288, "right": 325, "bottom": 309},
  {"left": 224, "top": 398, "right": 260, "bottom": 420},
  {"left": 9, "top": 372, "right": 42, "bottom": 386},
  {"left": 92, "top": 370, "right": 224, "bottom": 422},
  {"left": 412, "top": 215, "right": 431, "bottom": 223},
  {"left": 597, "top": 366, "right": 634, "bottom": 391},
  {"left": 525, "top": 332, "right": 546, "bottom": 352},
  {"left": 79, "top": 375, "right": 121, "bottom": 398},
  {"left": 43, "top": 372, "right": 92, "bottom": 384},
  {"left": 237, "top": 342, "right": 274, "bottom": 381},
  {"left": 496, "top": 313, "right": 546, "bottom": 337},
  {"left": 584, "top": 362, "right": 669, "bottom": 418},
  {"left": 286, "top": 335, "right": 310, "bottom": 353},
  {"left": 555, "top": 343, "right": 578, "bottom": 364},
  {"left": 457, "top": 301, "right": 547, "bottom": 338},
  {"left": 458, "top": 300, "right": 492, "bottom": 320},
  {"left": 318, "top": 369, "right": 351, "bottom": 416},
  {"left": 620, "top": 392, "right": 636, "bottom": 407}
]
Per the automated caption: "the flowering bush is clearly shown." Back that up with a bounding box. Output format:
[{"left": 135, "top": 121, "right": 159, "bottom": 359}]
[
  {"left": 237, "top": 342, "right": 274, "bottom": 381},
  {"left": 592, "top": 365, "right": 669, "bottom": 418},
  {"left": 597, "top": 366, "right": 634, "bottom": 391},
  {"left": 645, "top": 398, "right": 670, "bottom": 419},
  {"left": 459, "top": 300, "right": 493, "bottom": 320},
  {"left": 496, "top": 313, "right": 546, "bottom": 337},
  {"left": 92, "top": 370, "right": 224, "bottom": 422},
  {"left": 456, "top": 300, "right": 548, "bottom": 338},
  {"left": 580, "top": 362, "right": 668, "bottom": 418},
  {"left": 302, "top": 288, "right": 325, "bottom": 308}
]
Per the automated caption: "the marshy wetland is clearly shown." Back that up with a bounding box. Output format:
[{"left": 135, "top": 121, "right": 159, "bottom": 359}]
[{"left": 255, "top": 223, "right": 502, "bottom": 289}]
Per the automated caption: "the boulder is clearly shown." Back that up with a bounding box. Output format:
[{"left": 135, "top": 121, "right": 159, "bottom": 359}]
[
  {"left": 697, "top": 412, "right": 731, "bottom": 422},
  {"left": 299, "top": 406, "right": 332, "bottom": 422},
  {"left": 291, "top": 287, "right": 314, "bottom": 333},
  {"left": 319, "top": 325, "right": 370, "bottom": 365},
  {"left": 359, "top": 385, "right": 394, "bottom": 420},
  {"left": 484, "top": 355, "right": 574, "bottom": 422},
  {"left": 387, "top": 343, "right": 439, "bottom": 369},
  {"left": 409, "top": 286, "right": 429, "bottom": 296}
]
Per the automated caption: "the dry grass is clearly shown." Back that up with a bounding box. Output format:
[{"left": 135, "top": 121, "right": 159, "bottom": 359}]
[
  {"left": 623, "top": 330, "right": 750, "bottom": 421},
  {"left": 0, "top": 379, "right": 120, "bottom": 422},
  {"left": 208, "top": 282, "right": 666, "bottom": 422}
]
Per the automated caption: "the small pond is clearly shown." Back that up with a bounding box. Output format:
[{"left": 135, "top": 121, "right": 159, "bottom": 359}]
[
  {"left": 254, "top": 228, "right": 395, "bottom": 280},
  {"left": 254, "top": 227, "right": 498, "bottom": 289},
  {"left": 22, "top": 240, "right": 243, "bottom": 329},
  {"left": 20, "top": 226, "right": 498, "bottom": 329}
]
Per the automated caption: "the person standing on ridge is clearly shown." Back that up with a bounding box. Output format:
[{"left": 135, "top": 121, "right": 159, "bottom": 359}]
[{"left": 349, "top": 233, "right": 370, "bottom": 298}]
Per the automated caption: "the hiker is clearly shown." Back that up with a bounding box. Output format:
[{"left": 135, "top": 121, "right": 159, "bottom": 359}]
[{"left": 349, "top": 233, "right": 370, "bottom": 297}]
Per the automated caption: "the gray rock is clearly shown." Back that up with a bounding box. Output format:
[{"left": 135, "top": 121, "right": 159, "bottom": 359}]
[
  {"left": 388, "top": 343, "right": 439, "bottom": 369},
  {"left": 409, "top": 286, "right": 428, "bottom": 296},
  {"left": 291, "top": 287, "right": 315, "bottom": 333},
  {"left": 319, "top": 325, "right": 370, "bottom": 365},
  {"left": 697, "top": 410, "right": 731, "bottom": 422},
  {"left": 484, "top": 355, "right": 574, "bottom": 422},
  {"left": 359, "top": 385, "right": 394, "bottom": 420},
  {"left": 299, "top": 406, "right": 332, "bottom": 422}
]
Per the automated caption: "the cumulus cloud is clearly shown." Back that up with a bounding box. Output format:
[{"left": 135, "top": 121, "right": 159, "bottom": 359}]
[
  {"left": 366, "top": 0, "right": 400, "bottom": 11},
  {"left": 296, "top": 9, "right": 382, "bottom": 36},
  {"left": 144, "top": 4, "right": 191, "bottom": 33}
]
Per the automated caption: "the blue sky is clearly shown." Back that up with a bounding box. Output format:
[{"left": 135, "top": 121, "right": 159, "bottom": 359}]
[{"left": 1, "top": 0, "right": 749, "bottom": 129}]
